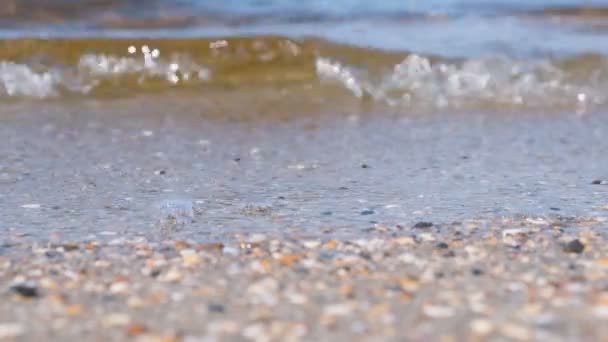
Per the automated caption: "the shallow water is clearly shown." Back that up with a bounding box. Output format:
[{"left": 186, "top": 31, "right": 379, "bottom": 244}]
[
  {"left": 0, "top": 1, "right": 608, "bottom": 111},
  {"left": 1, "top": 1, "right": 608, "bottom": 241}
]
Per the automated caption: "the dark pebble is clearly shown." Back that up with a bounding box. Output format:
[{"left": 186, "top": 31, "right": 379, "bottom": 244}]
[
  {"left": 11, "top": 284, "right": 39, "bottom": 298},
  {"left": 322, "top": 211, "right": 333, "bottom": 216},
  {"left": 443, "top": 251, "right": 456, "bottom": 258},
  {"left": 338, "top": 186, "right": 349, "bottom": 190},
  {"left": 233, "top": 157, "right": 241, "bottom": 162},
  {"left": 414, "top": 221, "right": 433, "bottom": 229},
  {"left": 472, "top": 268, "right": 484, "bottom": 276},
  {"left": 208, "top": 303, "right": 225, "bottom": 313},
  {"left": 591, "top": 179, "right": 607, "bottom": 185},
  {"left": 361, "top": 164, "right": 370, "bottom": 169},
  {"left": 436, "top": 242, "right": 449, "bottom": 249},
  {"left": 360, "top": 210, "right": 375, "bottom": 216},
  {"left": 549, "top": 207, "right": 560, "bottom": 211},
  {"left": 564, "top": 239, "right": 585, "bottom": 254}
]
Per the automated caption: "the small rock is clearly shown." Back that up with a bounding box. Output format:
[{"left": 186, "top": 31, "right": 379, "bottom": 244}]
[
  {"left": 500, "top": 323, "right": 531, "bottom": 340},
  {"left": 591, "top": 179, "right": 607, "bottom": 185},
  {"left": 472, "top": 268, "right": 484, "bottom": 276},
  {"left": 470, "top": 319, "right": 493, "bottom": 335},
  {"left": 11, "top": 284, "right": 39, "bottom": 298},
  {"left": 564, "top": 239, "right": 585, "bottom": 254},
  {"left": 423, "top": 304, "right": 454, "bottom": 318},
  {"left": 64, "top": 304, "right": 83, "bottom": 316},
  {"left": 360, "top": 210, "right": 375, "bottom": 215},
  {"left": 248, "top": 234, "right": 267, "bottom": 243},
  {"left": 0, "top": 323, "right": 24, "bottom": 339},
  {"left": 323, "top": 302, "right": 355, "bottom": 317},
  {"left": 208, "top": 303, "right": 225, "bottom": 313},
  {"left": 109, "top": 281, "right": 130, "bottom": 294},
  {"left": 414, "top": 221, "right": 433, "bottom": 229},
  {"left": 126, "top": 323, "right": 148, "bottom": 337},
  {"left": 436, "top": 242, "right": 449, "bottom": 249},
  {"left": 103, "top": 313, "right": 131, "bottom": 327},
  {"left": 302, "top": 240, "right": 321, "bottom": 249}
]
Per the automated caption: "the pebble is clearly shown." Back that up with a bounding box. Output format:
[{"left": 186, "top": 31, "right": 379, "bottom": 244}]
[
  {"left": 10, "top": 284, "right": 39, "bottom": 298},
  {"left": 564, "top": 239, "right": 585, "bottom": 254},
  {"left": 103, "top": 313, "right": 131, "bottom": 327},
  {"left": 470, "top": 319, "right": 493, "bottom": 335},
  {"left": 248, "top": 234, "right": 268, "bottom": 243},
  {"left": 302, "top": 240, "right": 321, "bottom": 249},
  {"left": 423, "top": 305, "right": 455, "bottom": 318},
  {"left": 0, "top": 323, "right": 24, "bottom": 339},
  {"left": 323, "top": 302, "right": 355, "bottom": 317},
  {"left": 500, "top": 323, "right": 532, "bottom": 340},
  {"left": 413, "top": 221, "right": 433, "bottom": 229}
]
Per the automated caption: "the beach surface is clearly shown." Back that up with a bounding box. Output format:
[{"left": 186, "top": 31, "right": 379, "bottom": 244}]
[
  {"left": 2, "top": 0, "right": 608, "bottom": 340},
  {"left": 1, "top": 102, "right": 608, "bottom": 341}
]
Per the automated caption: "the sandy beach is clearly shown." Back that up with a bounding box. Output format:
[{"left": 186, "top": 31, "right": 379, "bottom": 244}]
[
  {"left": 2, "top": 216, "right": 608, "bottom": 341},
  {"left": 1, "top": 100, "right": 608, "bottom": 340}
]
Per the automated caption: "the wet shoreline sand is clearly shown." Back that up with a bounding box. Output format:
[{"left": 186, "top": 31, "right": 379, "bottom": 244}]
[{"left": 2, "top": 216, "right": 608, "bottom": 341}]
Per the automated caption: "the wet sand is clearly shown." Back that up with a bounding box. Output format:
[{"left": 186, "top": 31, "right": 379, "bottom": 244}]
[
  {"left": 1, "top": 99, "right": 608, "bottom": 340},
  {"left": 2, "top": 217, "right": 608, "bottom": 341}
]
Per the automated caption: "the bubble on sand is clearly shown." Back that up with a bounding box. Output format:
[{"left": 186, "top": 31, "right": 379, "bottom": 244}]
[{"left": 155, "top": 198, "right": 196, "bottom": 230}]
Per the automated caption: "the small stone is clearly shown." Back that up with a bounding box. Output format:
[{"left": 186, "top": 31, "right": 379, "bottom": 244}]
[
  {"left": 564, "top": 239, "right": 585, "bottom": 254},
  {"left": 110, "top": 281, "right": 130, "bottom": 294},
  {"left": 470, "top": 319, "right": 493, "bottom": 335},
  {"left": 394, "top": 236, "right": 415, "bottom": 245},
  {"left": 64, "top": 304, "right": 83, "bottom": 317},
  {"left": 414, "top": 221, "right": 433, "bottom": 229},
  {"left": 248, "top": 234, "right": 267, "bottom": 243},
  {"left": 323, "top": 302, "right": 355, "bottom": 317},
  {"left": 592, "top": 179, "right": 607, "bottom": 185},
  {"left": 472, "top": 268, "right": 484, "bottom": 276},
  {"left": 127, "top": 296, "right": 146, "bottom": 309},
  {"left": 127, "top": 324, "right": 148, "bottom": 336},
  {"left": 436, "top": 242, "right": 449, "bottom": 249},
  {"left": 181, "top": 249, "right": 202, "bottom": 267},
  {"left": 302, "top": 240, "right": 321, "bottom": 249},
  {"left": 423, "top": 304, "right": 454, "bottom": 318},
  {"left": 206, "top": 320, "right": 239, "bottom": 335},
  {"left": 324, "top": 240, "right": 338, "bottom": 249},
  {"left": 103, "top": 313, "right": 131, "bottom": 327},
  {"left": 500, "top": 323, "right": 531, "bottom": 340},
  {"left": 360, "top": 210, "right": 375, "bottom": 215},
  {"left": 278, "top": 254, "right": 300, "bottom": 266},
  {"left": 159, "top": 268, "right": 182, "bottom": 283},
  {"left": 11, "top": 284, "right": 39, "bottom": 298},
  {"left": 361, "top": 164, "right": 370, "bottom": 169},
  {"left": 208, "top": 303, "right": 225, "bottom": 313},
  {"left": 0, "top": 323, "right": 24, "bottom": 339}
]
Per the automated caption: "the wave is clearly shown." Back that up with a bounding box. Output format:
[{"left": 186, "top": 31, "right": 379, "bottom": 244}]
[{"left": 0, "top": 37, "right": 607, "bottom": 112}]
